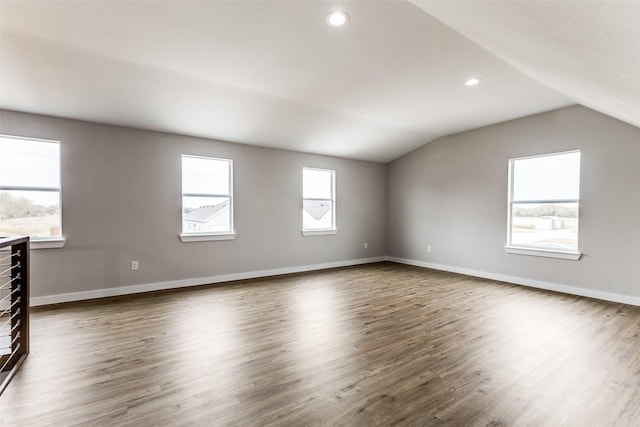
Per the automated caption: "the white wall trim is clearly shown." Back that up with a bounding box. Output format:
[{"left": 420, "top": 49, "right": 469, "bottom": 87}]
[
  {"left": 387, "top": 256, "right": 640, "bottom": 307},
  {"left": 30, "top": 238, "right": 67, "bottom": 249},
  {"left": 30, "top": 256, "right": 386, "bottom": 307},
  {"left": 301, "top": 229, "right": 338, "bottom": 236},
  {"left": 30, "top": 254, "right": 640, "bottom": 308},
  {"left": 179, "top": 232, "right": 236, "bottom": 242},
  {"left": 504, "top": 246, "right": 581, "bottom": 260}
]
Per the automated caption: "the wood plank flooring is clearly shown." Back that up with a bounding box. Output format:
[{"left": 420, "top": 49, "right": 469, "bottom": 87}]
[{"left": 1, "top": 262, "right": 639, "bottom": 426}]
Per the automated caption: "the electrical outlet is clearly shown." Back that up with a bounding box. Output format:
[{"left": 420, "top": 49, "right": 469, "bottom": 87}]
[
  {"left": 131, "top": 260, "right": 139, "bottom": 271},
  {"left": 364, "top": 243, "right": 368, "bottom": 249},
  {"left": 427, "top": 246, "right": 432, "bottom": 253}
]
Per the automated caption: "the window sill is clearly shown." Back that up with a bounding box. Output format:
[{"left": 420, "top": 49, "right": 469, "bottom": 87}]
[
  {"left": 301, "top": 229, "right": 338, "bottom": 237},
  {"left": 180, "top": 232, "right": 236, "bottom": 242},
  {"left": 29, "top": 238, "right": 67, "bottom": 249},
  {"left": 505, "top": 246, "right": 581, "bottom": 260}
]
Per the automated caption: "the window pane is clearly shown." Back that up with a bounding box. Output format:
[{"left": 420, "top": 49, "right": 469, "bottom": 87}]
[
  {"left": 513, "top": 152, "right": 580, "bottom": 201},
  {"left": 0, "top": 136, "right": 60, "bottom": 188},
  {"left": 182, "top": 156, "right": 230, "bottom": 195},
  {"left": 511, "top": 202, "right": 578, "bottom": 251},
  {"left": 0, "top": 190, "right": 61, "bottom": 238},
  {"left": 303, "top": 200, "right": 333, "bottom": 230},
  {"left": 303, "top": 168, "right": 333, "bottom": 199},
  {"left": 182, "top": 196, "right": 231, "bottom": 233}
]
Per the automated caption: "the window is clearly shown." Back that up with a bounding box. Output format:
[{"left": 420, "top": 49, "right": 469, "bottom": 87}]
[
  {"left": 0, "top": 135, "right": 65, "bottom": 248},
  {"left": 180, "top": 155, "right": 234, "bottom": 242},
  {"left": 302, "top": 167, "right": 336, "bottom": 236},
  {"left": 506, "top": 150, "right": 581, "bottom": 260}
]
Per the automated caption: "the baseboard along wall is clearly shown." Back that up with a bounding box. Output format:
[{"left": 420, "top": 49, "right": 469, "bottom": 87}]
[
  {"left": 387, "top": 256, "right": 640, "bottom": 307},
  {"left": 30, "top": 256, "right": 387, "bottom": 307},
  {"left": 30, "top": 255, "right": 640, "bottom": 307}
]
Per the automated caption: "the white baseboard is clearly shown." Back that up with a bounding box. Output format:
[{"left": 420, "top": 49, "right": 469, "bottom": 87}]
[
  {"left": 30, "top": 255, "right": 640, "bottom": 307},
  {"left": 30, "top": 256, "right": 387, "bottom": 307},
  {"left": 387, "top": 256, "right": 640, "bottom": 306}
]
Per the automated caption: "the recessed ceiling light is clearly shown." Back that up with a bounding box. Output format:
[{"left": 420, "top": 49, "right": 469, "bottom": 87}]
[
  {"left": 465, "top": 78, "right": 481, "bottom": 86},
  {"left": 327, "top": 11, "right": 349, "bottom": 27}
]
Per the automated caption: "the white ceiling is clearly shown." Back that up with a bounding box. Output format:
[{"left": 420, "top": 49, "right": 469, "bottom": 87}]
[
  {"left": 411, "top": 0, "right": 640, "bottom": 132},
  {"left": 0, "top": 1, "right": 636, "bottom": 163}
]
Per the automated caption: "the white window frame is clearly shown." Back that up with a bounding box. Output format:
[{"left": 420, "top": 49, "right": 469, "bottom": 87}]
[
  {"left": 505, "top": 150, "right": 581, "bottom": 260},
  {"left": 179, "top": 155, "right": 235, "bottom": 242},
  {"left": 301, "top": 167, "right": 337, "bottom": 236},
  {"left": 0, "top": 135, "right": 65, "bottom": 249}
]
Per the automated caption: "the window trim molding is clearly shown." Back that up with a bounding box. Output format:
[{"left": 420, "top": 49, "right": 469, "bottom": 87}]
[
  {"left": 30, "top": 237, "right": 67, "bottom": 249},
  {"left": 506, "top": 150, "right": 581, "bottom": 259},
  {"left": 302, "top": 167, "right": 336, "bottom": 235},
  {"left": 301, "top": 229, "right": 338, "bottom": 237},
  {"left": 179, "top": 232, "right": 236, "bottom": 243},
  {"left": 0, "top": 236, "right": 67, "bottom": 250},
  {"left": 504, "top": 245, "right": 581, "bottom": 260}
]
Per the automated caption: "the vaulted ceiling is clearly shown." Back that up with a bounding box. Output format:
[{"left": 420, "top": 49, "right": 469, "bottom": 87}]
[{"left": 1, "top": 1, "right": 637, "bottom": 162}]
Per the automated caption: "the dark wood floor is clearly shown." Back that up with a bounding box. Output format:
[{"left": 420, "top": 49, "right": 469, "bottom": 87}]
[{"left": 1, "top": 262, "right": 639, "bottom": 426}]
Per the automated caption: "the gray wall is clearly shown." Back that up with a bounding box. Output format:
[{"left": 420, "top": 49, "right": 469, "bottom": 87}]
[
  {"left": 388, "top": 105, "right": 640, "bottom": 298},
  {"left": 4, "top": 105, "right": 640, "bottom": 302},
  {"left": 0, "top": 110, "right": 387, "bottom": 298}
]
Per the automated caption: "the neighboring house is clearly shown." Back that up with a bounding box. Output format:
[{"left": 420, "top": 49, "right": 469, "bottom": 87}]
[
  {"left": 302, "top": 200, "right": 332, "bottom": 229},
  {"left": 184, "top": 201, "right": 229, "bottom": 232},
  {"left": 304, "top": 201, "right": 331, "bottom": 221}
]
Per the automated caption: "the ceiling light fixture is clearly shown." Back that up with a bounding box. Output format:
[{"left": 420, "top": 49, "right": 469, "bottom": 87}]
[
  {"left": 465, "top": 78, "right": 481, "bottom": 86},
  {"left": 327, "top": 11, "right": 349, "bottom": 27}
]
